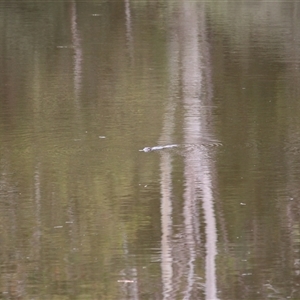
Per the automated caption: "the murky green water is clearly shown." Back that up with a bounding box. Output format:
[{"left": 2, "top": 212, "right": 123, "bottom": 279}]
[{"left": 0, "top": 1, "right": 300, "bottom": 299}]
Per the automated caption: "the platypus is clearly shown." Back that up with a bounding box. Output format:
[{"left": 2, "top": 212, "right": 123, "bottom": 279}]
[{"left": 139, "top": 144, "right": 179, "bottom": 152}]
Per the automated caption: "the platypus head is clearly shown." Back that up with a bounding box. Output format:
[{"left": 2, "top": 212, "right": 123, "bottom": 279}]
[{"left": 139, "top": 147, "right": 152, "bottom": 152}]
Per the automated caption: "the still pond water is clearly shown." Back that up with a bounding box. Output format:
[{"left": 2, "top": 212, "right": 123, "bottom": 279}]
[{"left": 0, "top": 1, "right": 300, "bottom": 299}]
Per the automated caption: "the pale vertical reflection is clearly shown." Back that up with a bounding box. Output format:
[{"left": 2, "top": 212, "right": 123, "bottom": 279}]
[
  {"left": 181, "top": 3, "right": 200, "bottom": 298},
  {"left": 180, "top": 2, "right": 219, "bottom": 300},
  {"left": 31, "top": 164, "right": 41, "bottom": 262},
  {"left": 159, "top": 27, "right": 180, "bottom": 299},
  {"left": 31, "top": 55, "right": 42, "bottom": 263},
  {"left": 124, "top": 0, "right": 134, "bottom": 62},
  {"left": 160, "top": 153, "right": 173, "bottom": 299},
  {"left": 71, "top": 1, "right": 82, "bottom": 101},
  {"left": 119, "top": 235, "right": 139, "bottom": 300},
  {"left": 202, "top": 168, "right": 218, "bottom": 300}
]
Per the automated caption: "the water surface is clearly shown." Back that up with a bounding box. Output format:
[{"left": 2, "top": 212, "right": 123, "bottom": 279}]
[{"left": 0, "top": 1, "right": 300, "bottom": 299}]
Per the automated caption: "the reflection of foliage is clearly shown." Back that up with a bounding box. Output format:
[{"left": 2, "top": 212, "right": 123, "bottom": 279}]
[
  {"left": 210, "top": 1, "right": 300, "bottom": 299},
  {"left": 0, "top": 1, "right": 168, "bottom": 298},
  {"left": 207, "top": 0, "right": 300, "bottom": 56},
  {"left": 0, "top": 0, "right": 300, "bottom": 299}
]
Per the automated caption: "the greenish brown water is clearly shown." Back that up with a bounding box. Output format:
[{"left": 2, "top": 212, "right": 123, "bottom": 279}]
[{"left": 0, "top": 1, "right": 300, "bottom": 299}]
